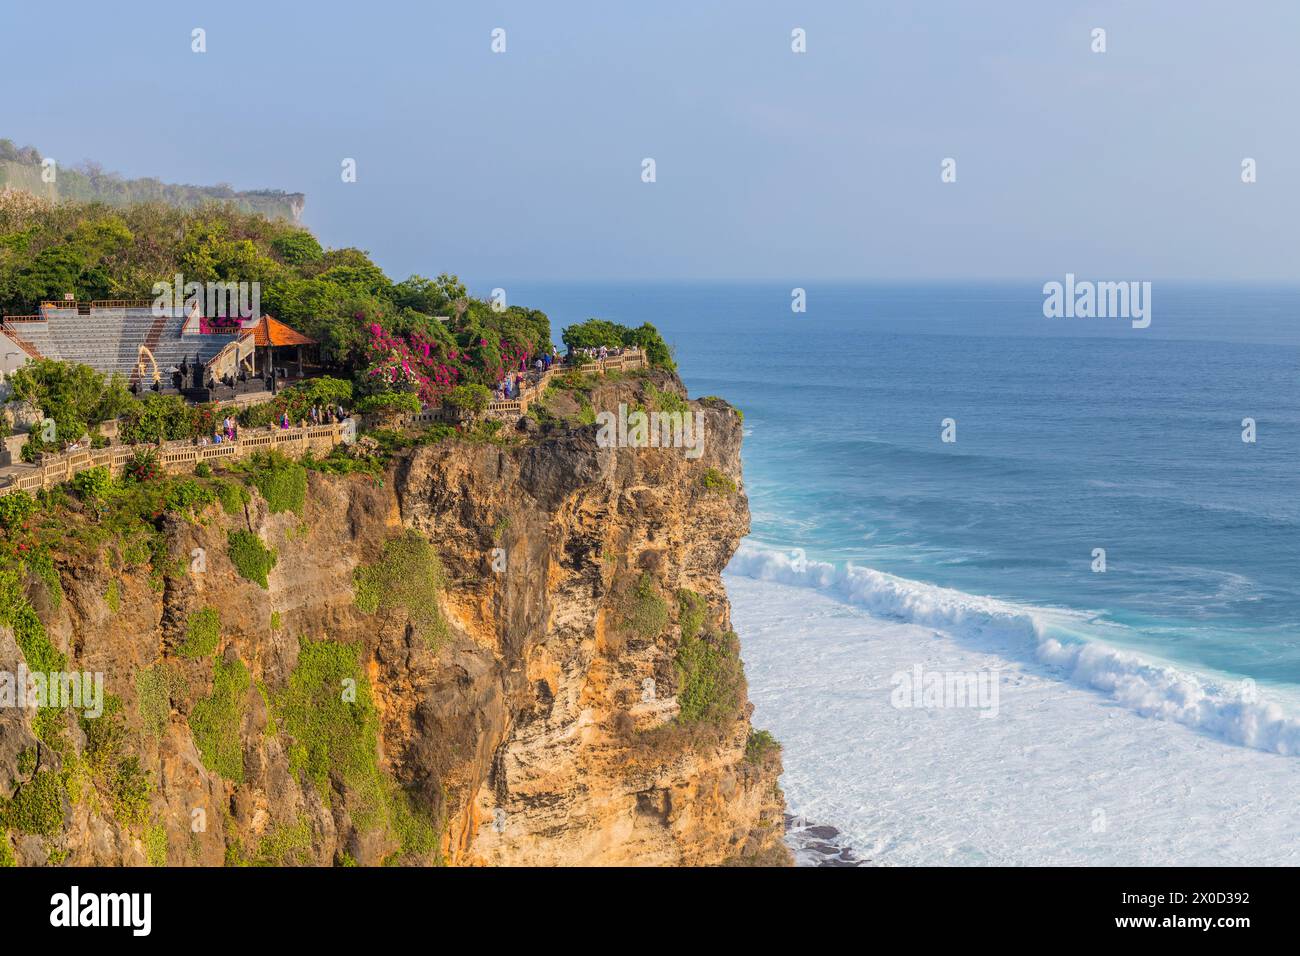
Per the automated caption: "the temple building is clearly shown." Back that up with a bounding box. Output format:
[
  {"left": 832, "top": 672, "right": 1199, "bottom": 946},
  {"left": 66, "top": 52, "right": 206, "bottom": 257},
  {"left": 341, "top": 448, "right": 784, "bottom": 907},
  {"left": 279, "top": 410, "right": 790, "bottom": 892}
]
[{"left": 0, "top": 299, "right": 316, "bottom": 401}]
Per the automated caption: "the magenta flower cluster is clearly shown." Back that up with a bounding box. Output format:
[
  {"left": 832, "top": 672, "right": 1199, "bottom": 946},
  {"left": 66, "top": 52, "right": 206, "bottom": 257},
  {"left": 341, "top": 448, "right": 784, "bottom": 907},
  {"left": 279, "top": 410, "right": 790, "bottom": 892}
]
[{"left": 363, "top": 322, "right": 534, "bottom": 405}]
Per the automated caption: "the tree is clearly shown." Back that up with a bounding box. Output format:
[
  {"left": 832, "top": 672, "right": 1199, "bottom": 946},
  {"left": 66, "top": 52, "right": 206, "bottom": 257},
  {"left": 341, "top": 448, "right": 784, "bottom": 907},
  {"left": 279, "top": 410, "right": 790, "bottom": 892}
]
[
  {"left": 443, "top": 384, "right": 492, "bottom": 420},
  {"left": 270, "top": 230, "right": 323, "bottom": 266},
  {"left": 8, "top": 359, "right": 129, "bottom": 451}
]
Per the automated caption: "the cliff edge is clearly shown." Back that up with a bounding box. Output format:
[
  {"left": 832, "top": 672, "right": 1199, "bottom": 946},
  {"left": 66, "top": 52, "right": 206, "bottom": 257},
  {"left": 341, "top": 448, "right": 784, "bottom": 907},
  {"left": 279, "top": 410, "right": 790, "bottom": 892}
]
[{"left": 0, "top": 369, "right": 789, "bottom": 866}]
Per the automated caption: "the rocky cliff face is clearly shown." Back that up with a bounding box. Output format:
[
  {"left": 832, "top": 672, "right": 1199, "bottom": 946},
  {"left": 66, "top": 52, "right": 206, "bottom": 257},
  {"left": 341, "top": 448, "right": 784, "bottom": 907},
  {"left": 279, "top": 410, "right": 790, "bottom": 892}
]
[{"left": 0, "top": 371, "right": 789, "bottom": 866}]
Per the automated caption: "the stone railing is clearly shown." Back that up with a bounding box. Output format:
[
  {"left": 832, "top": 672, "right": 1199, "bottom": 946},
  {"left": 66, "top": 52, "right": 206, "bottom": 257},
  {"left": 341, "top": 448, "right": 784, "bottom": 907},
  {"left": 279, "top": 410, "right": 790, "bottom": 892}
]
[
  {"left": 578, "top": 350, "right": 648, "bottom": 375},
  {"left": 0, "top": 419, "right": 356, "bottom": 498},
  {"left": 381, "top": 349, "right": 647, "bottom": 429},
  {"left": 483, "top": 349, "right": 647, "bottom": 420}
]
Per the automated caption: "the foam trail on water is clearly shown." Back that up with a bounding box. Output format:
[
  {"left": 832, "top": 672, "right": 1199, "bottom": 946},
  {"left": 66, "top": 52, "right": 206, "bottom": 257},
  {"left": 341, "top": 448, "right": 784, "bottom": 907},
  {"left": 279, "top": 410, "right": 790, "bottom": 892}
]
[{"left": 728, "top": 542, "right": 1300, "bottom": 756}]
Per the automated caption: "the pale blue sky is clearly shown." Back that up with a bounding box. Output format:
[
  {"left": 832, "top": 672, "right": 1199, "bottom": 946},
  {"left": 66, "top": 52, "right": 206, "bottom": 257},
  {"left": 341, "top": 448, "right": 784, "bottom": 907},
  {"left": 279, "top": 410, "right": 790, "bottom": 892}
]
[{"left": 3, "top": 0, "right": 1297, "bottom": 282}]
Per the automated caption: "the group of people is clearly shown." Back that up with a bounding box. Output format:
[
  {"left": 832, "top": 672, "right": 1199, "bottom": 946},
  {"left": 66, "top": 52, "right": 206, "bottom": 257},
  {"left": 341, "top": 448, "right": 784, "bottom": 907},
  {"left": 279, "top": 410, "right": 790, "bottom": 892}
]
[
  {"left": 566, "top": 344, "right": 627, "bottom": 362},
  {"left": 306, "top": 404, "right": 348, "bottom": 426},
  {"left": 493, "top": 347, "right": 560, "bottom": 402},
  {"left": 278, "top": 404, "right": 349, "bottom": 430},
  {"left": 197, "top": 414, "right": 240, "bottom": 446},
  {"left": 191, "top": 405, "right": 349, "bottom": 445}
]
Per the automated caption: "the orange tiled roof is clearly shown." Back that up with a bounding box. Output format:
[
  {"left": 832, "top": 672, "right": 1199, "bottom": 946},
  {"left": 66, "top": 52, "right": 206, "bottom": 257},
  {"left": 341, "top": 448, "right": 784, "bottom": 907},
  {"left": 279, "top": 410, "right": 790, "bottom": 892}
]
[{"left": 251, "top": 316, "right": 316, "bottom": 348}]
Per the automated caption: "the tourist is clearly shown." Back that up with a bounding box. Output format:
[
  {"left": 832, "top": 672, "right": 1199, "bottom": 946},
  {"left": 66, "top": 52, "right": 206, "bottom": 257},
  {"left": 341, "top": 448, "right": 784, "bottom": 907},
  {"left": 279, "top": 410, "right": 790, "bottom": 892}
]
[{"left": 280, "top": 411, "right": 290, "bottom": 429}]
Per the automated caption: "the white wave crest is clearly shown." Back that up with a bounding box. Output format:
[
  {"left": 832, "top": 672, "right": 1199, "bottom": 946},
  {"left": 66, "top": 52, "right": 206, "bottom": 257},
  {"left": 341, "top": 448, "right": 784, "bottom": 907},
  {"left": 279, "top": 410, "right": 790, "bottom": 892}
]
[{"left": 727, "top": 542, "right": 1300, "bottom": 756}]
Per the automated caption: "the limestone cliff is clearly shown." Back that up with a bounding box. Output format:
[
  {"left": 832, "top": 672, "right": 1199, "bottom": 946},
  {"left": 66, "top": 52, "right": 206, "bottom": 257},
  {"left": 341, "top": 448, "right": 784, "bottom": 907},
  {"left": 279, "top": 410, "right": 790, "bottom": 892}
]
[{"left": 0, "top": 370, "right": 789, "bottom": 866}]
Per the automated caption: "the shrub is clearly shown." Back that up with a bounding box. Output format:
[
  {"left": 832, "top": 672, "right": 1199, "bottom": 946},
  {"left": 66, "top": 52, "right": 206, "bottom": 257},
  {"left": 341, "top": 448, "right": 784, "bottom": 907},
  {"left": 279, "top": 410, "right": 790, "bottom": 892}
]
[
  {"left": 443, "top": 383, "right": 491, "bottom": 418},
  {"left": 124, "top": 448, "right": 162, "bottom": 483},
  {"left": 193, "top": 462, "right": 212, "bottom": 478},
  {"left": 647, "top": 383, "right": 689, "bottom": 414},
  {"left": 355, "top": 391, "right": 420, "bottom": 418},
  {"left": 1, "top": 768, "right": 65, "bottom": 836},
  {"left": 745, "top": 729, "right": 781, "bottom": 763},
  {"left": 0, "top": 491, "right": 36, "bottom": 534},
  {"left": 119, "top": 392, "right": 192, "bottom": 445},
  {"left": 272, "top": 638, "right": 440, "bottom": 862},
  {"left": 0, "top": 566, "right": 66, "bottom": 742},
  {"left": 189, "top": 656, "right": 250, "bottom": 784},
  {"left": 145, "top": 823, "right": 167, "bottom": 866},
  {"left": 80, "top": 695, "right": 128, "bottom": 774},
  {"left": 674, "top": 590, "right": 744, "bottom": 725},
  {"left": 353, "top": 530, "right": 448, "bottom": 647},
  {"left": 164, "top": 478, "right": 216, "bottom": 515},
  {"left": 700, "top": 467, "right": 737, "bottom": 496},
  {"left": 216, "top": 479, "right": 249, "bottom": 516},
  {"left": 228, "top": 530, "right": 277, "bottom": 588},
  {"left": 110, "top": 756, "right": 153, "bottom": 827},
  {"left": 135, "top": 665, "right": 172, "bottom": 738},
  {"left": 623, "top": 573, "right": 668, "bottom": 640},
  {"left": 178, "top": 607, "right": 221, "bottom": 658},
  {"left": 677, "top": 589, "right": 707, "bottom": 642},
  {"left": 249, "top": 818, "right": 314, "bottom": 866},
  {"left": 71, "top": 466, "right": 113, "bottom": 503},
  {"left": 275, "top": 639, "right": 376, "bottom": 798},
  {"left": 243, "top": 452, "right": 307, "bottom": 516}
]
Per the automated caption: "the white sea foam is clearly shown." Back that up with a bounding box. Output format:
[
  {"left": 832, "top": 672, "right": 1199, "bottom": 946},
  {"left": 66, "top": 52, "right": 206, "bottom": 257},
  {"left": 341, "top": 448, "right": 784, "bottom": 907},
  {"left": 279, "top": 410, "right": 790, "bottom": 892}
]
[
  {"left": 728, "top": 542, "right": 1300, "bottom": 756},
  {"left": 726, "top": 571, "right": 1300, "bottom": 865}
]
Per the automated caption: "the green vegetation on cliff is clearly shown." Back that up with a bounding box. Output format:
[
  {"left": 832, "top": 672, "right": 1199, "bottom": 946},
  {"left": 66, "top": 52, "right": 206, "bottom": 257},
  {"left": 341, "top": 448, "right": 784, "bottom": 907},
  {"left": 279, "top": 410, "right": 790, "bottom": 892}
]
[
  {"left": 622, "top": 573, "right": 669, "bottom": 640},
  {"left": 273, "top": 637, "right": 440, "bottom": 864},
  {"left": 189, "top": 656, "right": 251, "bottom": 784},
  {"left": 178, "top": 607, "right": 222, "bottom": 658},
  {"left": 674, "top": 590, "right": 744, "bottom": 725},
  {"left": 236, "top": 451, "right": 307, "bottom": 516},
  {"left": 227, "top": 530, "right": 276, "bottom": 588},
  {"left": 353, "top": 530, "right": 449, "bottom": 648}
]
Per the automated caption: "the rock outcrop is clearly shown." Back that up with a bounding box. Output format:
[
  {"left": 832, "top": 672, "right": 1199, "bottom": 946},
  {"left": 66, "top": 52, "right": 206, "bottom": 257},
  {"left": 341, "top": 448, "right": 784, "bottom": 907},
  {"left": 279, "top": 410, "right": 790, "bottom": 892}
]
[{"left": 0, "top": 370, "right": 789, "bottom": 866}]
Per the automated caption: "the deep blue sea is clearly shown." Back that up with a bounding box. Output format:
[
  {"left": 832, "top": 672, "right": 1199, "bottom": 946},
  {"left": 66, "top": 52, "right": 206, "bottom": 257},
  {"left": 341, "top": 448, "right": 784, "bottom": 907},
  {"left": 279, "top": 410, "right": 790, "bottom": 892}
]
[{"left": 490, "top": 280, "right": 1300, "bottom": 698}]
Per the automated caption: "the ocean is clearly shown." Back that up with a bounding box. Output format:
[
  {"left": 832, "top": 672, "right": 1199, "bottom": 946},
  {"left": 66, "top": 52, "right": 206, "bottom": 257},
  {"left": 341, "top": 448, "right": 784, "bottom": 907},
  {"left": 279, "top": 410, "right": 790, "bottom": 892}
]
[{"left": 485, "top": 280, "right": 1300, "bottom": 864}]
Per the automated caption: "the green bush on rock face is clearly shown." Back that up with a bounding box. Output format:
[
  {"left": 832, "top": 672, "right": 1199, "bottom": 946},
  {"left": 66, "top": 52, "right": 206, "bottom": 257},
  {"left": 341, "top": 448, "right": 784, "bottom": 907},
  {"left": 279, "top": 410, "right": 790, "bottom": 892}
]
[
  {"left": 353, "top": 530, "right": 448, "bottom": 647},
  {"left": 674, "top": 590, "right": 744, "bottom": 725},
  {"left": 135, "top": 665, "right": 172, "bottom": 738},
  {"left": 700, "top": 467, "right": 737, "bottom": 496},
  {"left": 241, "top": 451, "right": 307, "bottom": 516},
  {"left": 228, "top": 530, "right": 277, "bottom": 588},
  {"left": 178, "top": 607, "right": 221, "bottom": 658},
  {"left": 275, "top": 639, "right": 376, "bottom": 799},
  {"left": 623, "top": 573, "right": 669, "bottom": 640},
  {"left": 271, "top": 638, "right": 440, "bottom": 864},
  {"left": 1, "top": 768, "right": 65, "bottom": 836},
  {"left": 189, "top": 657, "right": 251, "bottom": 784},
  {"left": 745, "top": 729, "right": 781, "bottom": 763}
]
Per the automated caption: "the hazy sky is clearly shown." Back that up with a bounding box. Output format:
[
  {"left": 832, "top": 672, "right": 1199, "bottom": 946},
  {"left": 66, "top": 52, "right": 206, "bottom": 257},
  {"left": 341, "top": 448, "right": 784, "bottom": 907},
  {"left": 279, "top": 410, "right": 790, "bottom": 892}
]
[{"left": 4, "top": 1, "right": 1298, "bottom": 283}]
